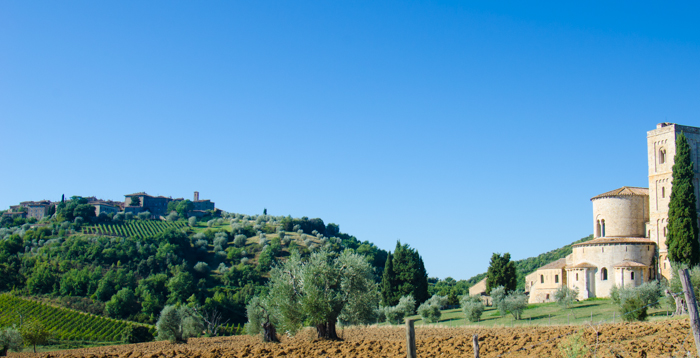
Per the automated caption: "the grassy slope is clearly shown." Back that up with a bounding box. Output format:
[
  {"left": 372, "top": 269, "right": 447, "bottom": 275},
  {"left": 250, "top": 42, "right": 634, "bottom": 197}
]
[
  {"left": 405, "top": 298, "right": 676, "bottom": 327},
  {"left": 464, "top": 234, "right": 595, "bottom": 290}
]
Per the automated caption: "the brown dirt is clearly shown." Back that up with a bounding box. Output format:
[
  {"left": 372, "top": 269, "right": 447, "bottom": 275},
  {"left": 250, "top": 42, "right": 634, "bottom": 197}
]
[{"left": 9, "top": 319, "right": 698, "bottom": 358}]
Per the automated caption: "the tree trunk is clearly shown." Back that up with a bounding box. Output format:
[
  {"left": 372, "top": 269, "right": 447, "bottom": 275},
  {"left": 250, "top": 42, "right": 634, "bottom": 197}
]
[
  {"left": 668, "top": 289, "right": 688, "bottom": 316},
  {"left": 316, "top": 318, "right": 339, "bottom": 340},
  {"left": 262, "top": 321, "right": 278, "bottom": 343}
]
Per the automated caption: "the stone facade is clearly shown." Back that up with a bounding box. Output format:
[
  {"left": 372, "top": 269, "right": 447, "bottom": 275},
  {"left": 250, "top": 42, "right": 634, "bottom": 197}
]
[{"left": 527, "top": 123, "right": 700, "bottom": 303}]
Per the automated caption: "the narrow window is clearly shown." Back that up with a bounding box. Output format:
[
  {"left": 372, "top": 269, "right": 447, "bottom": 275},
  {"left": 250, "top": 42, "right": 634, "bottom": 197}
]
[
  {"left": 648, "top": 230, "right": 650, "bottom": 238},
  {"left": 664, "top": 262, "right": 667, "bottom": 269},
  {"left": 530, "top": 281, "right": 533, "bottom": 287},
  {"left": 662, "top": 186, "right": 666, "bottom": 198},
  {"left": 540, "top": 275, "right": 544, "bottom": 284},
  {"left": 664, "top": 227, "right": 667, "bottom": 237},
  {"left": 601, "top": 220, "right": 606, "bottom": 237},
  {"left": 596, "top": 220, "right": 601, "bottom": 237},
  {"left": 660, "top": 149, "right": 666, "bottom": 164},
  {"left": 546, "top": 294, "right": 550, "bottom": 300},
  {"left": 601, "top": 268, "right": 608, "bottom": 281},
  {"left": 631, "top": 271, "right": 635, "bottom": 280},
  {"left": 576, "top": 273, "right": 579, "bottom": 281},
  {"left": 555, "top": 275, "right": 559, "bottom": 283}
]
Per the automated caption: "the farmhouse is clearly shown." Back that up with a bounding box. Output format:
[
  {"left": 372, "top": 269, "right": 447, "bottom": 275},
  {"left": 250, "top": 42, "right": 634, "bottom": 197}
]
[{"left": 527, "top": 123, "right": 700, "bottom": 303}]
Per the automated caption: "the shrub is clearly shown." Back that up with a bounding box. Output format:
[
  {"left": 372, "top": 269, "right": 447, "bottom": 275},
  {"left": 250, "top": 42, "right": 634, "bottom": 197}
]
[
  {"left": 558, "top": 332, "right": 587, "bottom": 358},
  {"left": 610, "top": 281, "right": 662, "bottom": 322},
  {"left": 188, "top": 217, "right": 197, "bottom": 227},
  {"left": 125, "top": 212, "right": 134, "bottom": 221},
  {"left": 137, "top": 212, "right": 151, "bottom": 220},
  {"left": 554, "top": 286, "right": 579, "bottom": 309},
  {"left": 194, "top": 262, "right": 210, "bottom": 274},
  {"left": 121, "top": 325, "right": 154, "bottom": 343},
  {"left": 382, "top": 295, "right": 416, "bottom": 324},
  {"left": 166, "top": 212, "right": 179, "bottom": 221},
  {"left": 460, "top": 295, "right": 485, "bottom": 322},
  {"left": 156, "top": 305, "right": 204, "bottom": 343},
  {"left": 490, "top": 286, "right": 507, "bottom": 315},
  {"left": 234, "top": 235, "right": 247, "bottom": 247}
]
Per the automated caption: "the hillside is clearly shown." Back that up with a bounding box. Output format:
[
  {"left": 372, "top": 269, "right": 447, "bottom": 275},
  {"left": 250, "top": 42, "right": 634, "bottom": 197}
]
[
  {"left": 0, "top": 294, "right": 150, "bottom": 342},
  {"left": 0, "top": 198, "right": 388, "bottom": 330},
  {"left": 465, "top": 234, "right": 594, "bottom": 290}
]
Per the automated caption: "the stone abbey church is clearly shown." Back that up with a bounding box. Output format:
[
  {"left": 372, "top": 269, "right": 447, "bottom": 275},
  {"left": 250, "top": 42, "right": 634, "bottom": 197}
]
[{"left": 527, "top": 123, "right": 700, "bottom": 303}]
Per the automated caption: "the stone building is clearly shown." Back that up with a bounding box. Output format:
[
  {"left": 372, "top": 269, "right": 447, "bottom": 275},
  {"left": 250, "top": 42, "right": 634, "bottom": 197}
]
[
  {"left": 527, "top": 123, "right": 700, "bottom": 303},
  {"left": 5, "top": 200, "right": 54, "bottom": 220},
  {"left": 124, "top": 191, "right": 215, "bottom": 218}
]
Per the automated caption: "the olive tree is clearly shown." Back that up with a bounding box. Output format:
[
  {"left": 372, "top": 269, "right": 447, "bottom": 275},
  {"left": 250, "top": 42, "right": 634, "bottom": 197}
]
[
  {"left": 0, "top": 327, "right": 23, "bottom": 356},
  {"left": 156, "top": 305, "right": 204, "bottom": 343},
  {"left": 20, "top": 320, "right": 50, "bottom": 353},
  {"left": 460, "top": 295, "right": 485, "bottom": 322},
  {"left": 554, "top": 286, "right": 579, "bottom": 309},
  {"left": 247, "top": 250, "right": 378, "bottom": 340},
  {"left": 417, "top": 295, "right": 447, "bottom": 323},
  {"left": 380, "top": 295, "right": 416, "bottom": 324}
]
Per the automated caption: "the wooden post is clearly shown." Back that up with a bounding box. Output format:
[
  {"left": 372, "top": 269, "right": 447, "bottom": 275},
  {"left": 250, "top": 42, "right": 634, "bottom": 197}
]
[
  {"left": 590, "top": 311, "right": 593, "bottom": 324},
  {"left": 472, "top": 334, "right": 479, "bottom": 358},
  {"left": 548, "top": 314, "right": 550, "bottom": 326},
  {"left": 406, "top": 319, "right": 416, "bottom": 358},
  {"left": 679, "top": 268, "right": 700, "bottom": 357}
]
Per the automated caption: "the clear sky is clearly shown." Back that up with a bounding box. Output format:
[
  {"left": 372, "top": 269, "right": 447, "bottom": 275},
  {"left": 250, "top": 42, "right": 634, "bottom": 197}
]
[{"left": 1, "top": 1, "right": 699, "bottom": 280}]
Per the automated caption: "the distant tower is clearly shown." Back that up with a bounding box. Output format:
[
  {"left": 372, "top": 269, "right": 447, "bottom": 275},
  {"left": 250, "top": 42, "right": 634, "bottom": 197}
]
[
  {"left": 194, "top": 191, "right": 199, "bottom": 201},
  {"left": 647, "top": 123, "right": 700, "bottom": 280}
]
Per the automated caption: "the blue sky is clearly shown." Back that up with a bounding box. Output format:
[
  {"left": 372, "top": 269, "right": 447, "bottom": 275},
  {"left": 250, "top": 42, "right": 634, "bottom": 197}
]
[{"left": 1, "top": 1, "right": 699, "bottom": 280}]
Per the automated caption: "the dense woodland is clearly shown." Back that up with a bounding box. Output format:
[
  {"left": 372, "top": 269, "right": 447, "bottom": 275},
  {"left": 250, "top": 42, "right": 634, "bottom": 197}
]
[{"left": 0, "top": 197, "right": 390, "bottom": 326}]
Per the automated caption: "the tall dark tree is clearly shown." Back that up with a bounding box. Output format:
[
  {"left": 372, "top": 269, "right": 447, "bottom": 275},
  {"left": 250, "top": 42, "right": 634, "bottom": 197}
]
[
  {"left": 667, "top": 132, "right": 700, "bottom": 266},
  {"left": 381, "top": 253, "right": 396, "bottom": 306},
  {"left": 384, "top": 241, "right": 430, "bottom": 305},
  {"left": 485, "top": 252, "right": 517, "bottom": 294}
]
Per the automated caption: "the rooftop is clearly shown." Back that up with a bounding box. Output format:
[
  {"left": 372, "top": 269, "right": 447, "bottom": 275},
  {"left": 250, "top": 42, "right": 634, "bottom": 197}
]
[
  {"left": 591, "top": 186, "right": 649, "bottom": 200},
  {"left": 573, "top": 237, "right": 654, "bottom": 246},
  {"left": 537, "top": 258, "right": 567, "bottom": 270},
  {"left": 614, "top": 260, "right": 649, "bottom": 268}
]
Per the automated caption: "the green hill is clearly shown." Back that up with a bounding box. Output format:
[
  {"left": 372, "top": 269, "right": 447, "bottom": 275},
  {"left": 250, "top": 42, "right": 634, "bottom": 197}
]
[{"left": 0, "top": 294, "right": 151, "bottom": 342}]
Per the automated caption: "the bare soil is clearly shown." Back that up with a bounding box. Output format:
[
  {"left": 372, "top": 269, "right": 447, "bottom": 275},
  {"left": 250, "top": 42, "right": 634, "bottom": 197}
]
[{"left": 9, "top": 319, "right": 698, "bottom": 358}]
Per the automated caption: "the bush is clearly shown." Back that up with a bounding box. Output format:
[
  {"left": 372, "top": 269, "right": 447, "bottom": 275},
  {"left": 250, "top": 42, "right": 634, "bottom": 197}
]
[
  {"left": 382, "top": 295, "right": 416, "bottom": 324},
  {"left": 417, "top": 295, "right": 445, "bottom": 324},
  {"left": 554, "top": 286, "right": 579, "bottom": 309},
  {"left": 0, "top": 327, "right": 23, "bottom": 356},
  {"left": 490, "top": 286, "right": 507, "bottom": 315},
  {"left": 610, "top": 281, "right": 662, "bottom": 322},
  {"left": 234, "top": 234, "right": 247, "bottom": 247},
  {"left": 156, "top": 305, "right": 204, "bottom": 343},
  {"left": 188, "top": 217, "right": 197, "bottom": 227},
  {"left": 166, "top": 212, "right": 179, "bottom": 221},
  {"left": 121, "top": 325, "right": 154, "bottom": 343},
  {"left": 460, "top": 295, "right": 485, "bottom": 322},
  {"left": 137, "top": 212, "right": 151, "bottom": 220}
]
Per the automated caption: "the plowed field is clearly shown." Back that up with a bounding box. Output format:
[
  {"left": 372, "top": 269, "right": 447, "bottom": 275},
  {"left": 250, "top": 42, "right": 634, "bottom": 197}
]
[{"left": 10, "top": 319, "right": 698, "bottom": 358}]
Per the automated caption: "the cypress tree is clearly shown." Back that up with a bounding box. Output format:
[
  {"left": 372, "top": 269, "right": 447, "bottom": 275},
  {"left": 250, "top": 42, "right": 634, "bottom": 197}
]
[
  {"left": 485, "top": 253, "right": 517, "bottom": 294},
  {"left": 381, "top": 253, "right": 396, "bottom": 306},
  {"left": 383, "top": 241, "right": 430, "bottom": 306},
  {"left": 667, "top": 132, "right": 700, "bottom": 266}
]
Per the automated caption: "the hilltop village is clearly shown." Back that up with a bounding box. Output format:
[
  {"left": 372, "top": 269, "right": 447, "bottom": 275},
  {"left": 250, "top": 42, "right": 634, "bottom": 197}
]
[{"left": 2, "top": 191, "right": 216, "bottom": 222}]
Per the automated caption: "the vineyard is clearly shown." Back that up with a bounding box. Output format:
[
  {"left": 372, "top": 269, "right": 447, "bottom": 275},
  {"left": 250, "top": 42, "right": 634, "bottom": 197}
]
[
  {"left": 0, "top": 294, "right": 150, "bottom": 342},
  {"left": 81, "top": 221, "right": 187, "bottom": 239}
]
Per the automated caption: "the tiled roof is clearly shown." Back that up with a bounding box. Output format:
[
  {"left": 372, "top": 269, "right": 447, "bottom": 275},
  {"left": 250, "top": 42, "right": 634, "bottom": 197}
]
[
  {"left": 568, "top": 262, "right": 597, "bottom": 269},
  {"left": 573, "top": 237, "right": 653, "bottom": 246},
  {"left": 591, "top": 186, "right": 649, "bottom": 200},
  {"left": 614, "top": 260, "right": 648, "bottom": 268},
  {"left": 537, "top": 258, "right": 567, "bottom": 270}
]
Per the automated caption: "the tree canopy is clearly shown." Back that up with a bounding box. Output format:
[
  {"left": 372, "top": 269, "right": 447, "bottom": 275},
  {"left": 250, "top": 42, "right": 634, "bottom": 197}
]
[
  {"left": 380, "top": 241, "right": 429, "bottom": 306},
  {"left": 667, "top": 132, "right": 700, "bottom": 266},
  {"left": 485, "top": 252, "right": 517, "bottom": 294}
]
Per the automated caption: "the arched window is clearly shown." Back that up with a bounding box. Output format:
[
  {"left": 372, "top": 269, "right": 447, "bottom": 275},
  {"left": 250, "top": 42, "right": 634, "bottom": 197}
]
[
  {"left": 601, "top": 268, "right": 608, "bottom": 281},
  {"left": 540, "top": 275, "right": 544, "bottom": 284},
  {"left": 662, "top": 186, "right": 666, "bottom": 198},
  {"left": 601, "top": 219, "right": 606, "bottom": 237},
  {"left": 664, "top": 227, "right": 667, "bottom": 237},
  {"left": 555, "top": 275, "right": 559, "bottom": 284},
  {"left": 596, "top": 220, "right": 601, "bottom": 237},
  {"left": 660, "top": 149, "right": 666, "bottom": 164},
  {"left": 631, "top": 271, "right": 635, "bottom": 280},
  {"left": 576, "top": 273, "right": 579, "bottom": 281},
  {"left": 530, "top": 281, "right": 533, "bottom": 287}
]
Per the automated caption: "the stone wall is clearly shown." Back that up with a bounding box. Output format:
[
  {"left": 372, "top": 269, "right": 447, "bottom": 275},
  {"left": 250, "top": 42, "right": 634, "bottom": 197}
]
[{"left": 592, "top": 195, "right": 649, "bottom": 238}]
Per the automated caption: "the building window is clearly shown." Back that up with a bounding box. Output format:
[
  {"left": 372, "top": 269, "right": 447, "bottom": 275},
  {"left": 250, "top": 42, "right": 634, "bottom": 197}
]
[
  {"left": 664, "top": 227, "right": 667, "bottom": 237},
  {"left": 601, "top": 219, "right": 606, "bottom": 237},
  {"left": 660, "top": 149, "right": 666, "bottom": 164},
  {"left": 546, "top": 294, "right": 550, "bottom": 300},
  {"left": 530, "top": 281, "right": 533, "bottom": 287},
  {"left": 662, "top": 186, "right": 666, "bottom": 198},
  {"left": 576, "top": 273, "right": 579, "bottom": 281},
  {"left": 540, "top": 275, "right": 544, "bottom": 284},
  {"left": 555, "top": 275, "right": 559, "bottom": 284},
  {"left": 601, "top": 268, "right": 608, "bottom": 281},
  {"left": 596, "top": 220, "right": 601, "bottom": 237},
  {"left": 631, "top": 271, "right": 635, "bottom": 280}
]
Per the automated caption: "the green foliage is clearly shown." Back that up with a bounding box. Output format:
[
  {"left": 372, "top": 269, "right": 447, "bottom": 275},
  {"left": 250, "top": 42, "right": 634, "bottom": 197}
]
[
  {"left": 554, "top": 286, "right": 579, "bottom": 309},
  {"left": 381, "top": 241, "right": 429, "bottom": 306},
  {"left": 167, "top": 271, "right": 196, "bottom": 305},
  {"left": 0, "top": 327, "right": 23, "bottom": 356},
  {"left": 610, "top": 281, "right": 663, "bottom": 322},
  {"left": 381, "top": 295, "right": 416, "bottom": 325},
  {"left": 416, "top": 295, "right": 446, "bottom": 323},
  {"left": 668, "top": 132, "right": 700, "bottom": 266},
  {"left": 176, "top": 200, "right": 194, "bottom": 219},
  {"left": 485, "top": 253, "right": 517, "bottom": 294},
  {"left": 81, "top": 220, "right": 187, "bottom": 239},
  {"left": 0, "top": 294, "right": 141, "bottom": 342},
  {"left": 121, "top": 325, "right": 154, "bottom": 343},
  {"left": 156, "top": 305, "right": 204, "bottom": 343},
  {"left": 501, "top": 290, "right": 528, "bottom": 320},
  {"left": 106, "top": 288, "right": 139, "bottom": 319},
  {"left": 460, "top": 295, "right": 485, "bottom": 322},
  {"left": 428, "top": 277, "right": 470, "bottom": 306},
  {"left": 20, "top": 320, "right": 50, "bottom": 353},
  {"left": 490, "top": 286, "right": 507, "bottom": 315}
]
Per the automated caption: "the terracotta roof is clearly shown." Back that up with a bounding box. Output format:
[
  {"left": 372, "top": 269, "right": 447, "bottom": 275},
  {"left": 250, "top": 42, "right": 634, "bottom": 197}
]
[
  {"left": 573, "top": 237, "right": 653, "bottom": 246},
  {"left": 568, "top": 262, "right": 597, "bottom": 269},
  {"left": 537, "top": 258, "right": 567, "bottom": 270},
  {"left": 591, "top": 186, "right": 649, "bottom": 200},
  {"left": 614, "top": 260, "right": 648, "bottom": 268}
]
